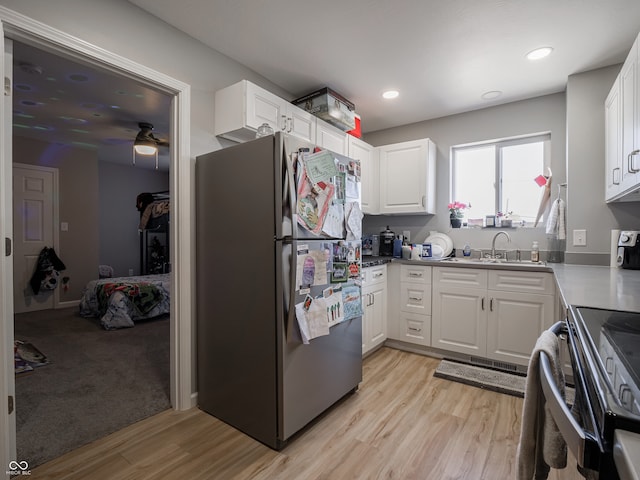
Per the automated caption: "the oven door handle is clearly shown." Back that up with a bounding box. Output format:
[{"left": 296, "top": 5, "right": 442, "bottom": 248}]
[{"left": 539, "top": 321, "right": 589, "bottom": 468}]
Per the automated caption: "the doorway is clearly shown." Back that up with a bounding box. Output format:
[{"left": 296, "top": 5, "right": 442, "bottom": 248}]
[{"left": 0, "top": 12, "right": 193, "bottom": 472}]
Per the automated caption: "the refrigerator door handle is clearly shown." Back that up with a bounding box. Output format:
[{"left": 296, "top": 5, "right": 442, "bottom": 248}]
[
  {"left": 283, "top": 241, "right": 298, "bottom": 342},
  {"left": 281, "top": 146, "right": 297, "bottom": 239}
]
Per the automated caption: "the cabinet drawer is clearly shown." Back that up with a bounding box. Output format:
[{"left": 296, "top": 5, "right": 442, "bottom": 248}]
[
  {"left": 398, "top": 312, "right": 431, "bottom": 346},
  {"left": 400, "top": 282, "right": 431, "bottom": 314},
  {"left": 400, "top": 264, "right": 431, "bottom": 284},
  {"left": 488, "top": 270, "right": 554, "bottom": 295},
  {"left": 434, "top": 267, "right": 488, "bottom": 288},
  {"left": 362, "top": 265, "right": 387, "bottom": 287}
]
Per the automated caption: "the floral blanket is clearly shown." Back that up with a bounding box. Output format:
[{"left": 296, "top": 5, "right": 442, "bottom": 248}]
[{"left": 79, "top": 274, "right": 170, "bottom": 329}]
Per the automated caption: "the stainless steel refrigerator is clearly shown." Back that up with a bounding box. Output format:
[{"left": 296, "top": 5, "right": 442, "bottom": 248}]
[{"left": 196, "top": 132, "right": 363, "bottom": 450}]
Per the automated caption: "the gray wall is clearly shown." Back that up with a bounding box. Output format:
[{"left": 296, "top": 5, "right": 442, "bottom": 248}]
[
  {"left": 13, "top": 137, "right": 99, "bottom": 300},
  {"left": 565, "top": 64, "right": 640, "bottom": 265},
  {"left": 363, "top": 93, "right": 567, "bottom": 257},
  {"left": 98, "top": 162, "right": 169, "bottom": 277}
]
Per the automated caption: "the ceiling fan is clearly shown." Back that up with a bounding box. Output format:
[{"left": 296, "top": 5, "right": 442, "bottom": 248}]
[
  {"left": 133, "top": 122, "right": 169, "bottom": 169},
  {"left": 133, "top": 122, "right": 169, "bottom": 154}
]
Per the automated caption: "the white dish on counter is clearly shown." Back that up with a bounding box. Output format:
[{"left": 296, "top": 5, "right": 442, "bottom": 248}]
[{"left": 425, "top": 232, "right": 454, "bottom": 257}]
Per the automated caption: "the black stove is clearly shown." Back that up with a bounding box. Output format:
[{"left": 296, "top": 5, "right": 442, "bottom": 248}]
[
  {"left": 576, "top": 307, "right": 640, "bottom": 416},
  {"left": 552, "top": 306, "right": 640, "bottom": 478}
]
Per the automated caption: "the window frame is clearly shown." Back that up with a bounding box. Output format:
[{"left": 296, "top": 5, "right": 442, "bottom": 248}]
[{"left": 451, "top": 133, "right": 551, "bottom": 227}]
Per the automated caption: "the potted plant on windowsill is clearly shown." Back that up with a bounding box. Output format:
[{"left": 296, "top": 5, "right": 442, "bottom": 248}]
[{"left": 448, "top": 201, "right": 468, "bottom": 228}]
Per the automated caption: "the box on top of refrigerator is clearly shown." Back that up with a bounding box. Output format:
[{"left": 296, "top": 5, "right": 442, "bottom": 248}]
[{"left": 292, "top": 87, "right": 356, "bottom": 132}]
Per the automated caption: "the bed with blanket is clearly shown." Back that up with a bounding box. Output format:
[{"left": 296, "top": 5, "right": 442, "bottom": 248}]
[{"left": 79, "top": 274, "right": 170, "bottom": 330}]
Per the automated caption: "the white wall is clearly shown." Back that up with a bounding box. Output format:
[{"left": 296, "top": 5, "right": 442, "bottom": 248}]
[{"left": 363, "top": 93, "right": 567, "bottom": 257}]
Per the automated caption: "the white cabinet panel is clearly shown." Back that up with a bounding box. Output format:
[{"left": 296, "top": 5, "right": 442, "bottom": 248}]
[
  {"left": 486, "top": 291, "right": 554, "bottom": 365},
  {"left": 432, "top": 286, "right": 486, "bottom": 356},
  {"left": 362, "top": 265, "right": 387, "bottom": 355},
  {"left": 316, "top": 120, "right": 347, "bottom": 155},
  {"left": 606, "top": 32, "right": 640, "bottom": 202},
  {"left": 378, "top": 139, "right": 436, "bottom": 214},
  {"left": 214, "top": 79, "right": 315, "bottom": 143},
  {"left": 432, "top": 266, "right": 555, "bottom": 366},
  {"left": 348, "top": 136, "right": 378, "bottom": 214}
]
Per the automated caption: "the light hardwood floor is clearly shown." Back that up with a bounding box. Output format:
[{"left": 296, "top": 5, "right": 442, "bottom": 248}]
[{"left": 30, "top": 347, "right": 584, "bottom": 479}]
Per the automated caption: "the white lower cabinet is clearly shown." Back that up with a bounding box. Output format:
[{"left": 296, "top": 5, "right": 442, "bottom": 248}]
[
  {"left": 388, "top": 264, "right": 432, "bottom": 346},
  {"left": 432, "top": 267, "right": 555, "bottom": 366},
  {"left": 362, "top": 265, "right": 387, "bottom": 355}
]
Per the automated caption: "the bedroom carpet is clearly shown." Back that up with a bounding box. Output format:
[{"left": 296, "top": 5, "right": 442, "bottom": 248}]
[{"left": 14, "top": 306, "right": 170, "bottom": 468}]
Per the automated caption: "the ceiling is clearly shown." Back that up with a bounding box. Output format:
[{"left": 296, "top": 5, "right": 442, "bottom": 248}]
[
  {"left": 9, "top": 0, "right": 640, "bottom": 161},
  {"left": 128, "top": 0, "right": 640, "bottom": 133},
  {"left": 11, "top": 41, "right": 172, "bottom": 170}
]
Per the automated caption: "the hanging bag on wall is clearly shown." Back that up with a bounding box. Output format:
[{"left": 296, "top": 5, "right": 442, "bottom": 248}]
[{"left": 29, "top": 247, "right": 66, "bottom": 294}]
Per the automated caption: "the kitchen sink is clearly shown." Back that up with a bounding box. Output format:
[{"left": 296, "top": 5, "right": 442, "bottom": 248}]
[{"left": 441, "top": 257, "right": 550, "bottom": 269}]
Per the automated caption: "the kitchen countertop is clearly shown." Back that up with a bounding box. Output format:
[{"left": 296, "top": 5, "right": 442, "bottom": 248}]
[{"left": 550, "top": 264, "right": 640, "bottom": 313}]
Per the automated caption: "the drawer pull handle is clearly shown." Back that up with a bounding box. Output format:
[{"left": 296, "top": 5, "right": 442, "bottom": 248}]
[
  {"left": 409, "top": 272, "right": 423, "bottom": 277},
  {"left": 373, "top": 272, "right": 383, "bottom": 278},
  {"left": 408, "top": 327, "right": 422, "bottom": 332},
  {"left": 409, "top": 296, "right": 422, "bottom": 301}
]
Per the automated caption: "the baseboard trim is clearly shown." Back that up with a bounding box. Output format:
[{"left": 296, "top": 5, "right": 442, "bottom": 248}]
[{"left": 57, "top": 299, "right": 80, "bottom": 309}]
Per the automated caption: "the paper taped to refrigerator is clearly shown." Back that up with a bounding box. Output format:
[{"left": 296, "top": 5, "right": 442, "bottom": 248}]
[
  {"left": 297, "top": 169, "right": 335, "bottom": 235},
  {"left": 322, "top": 203, "right": 345, "bottom": 238},
  {"left": 345, "top": 202, "right": 363, "bottom": 241},
  {"left": 296, "top": 247, "right": 328, "bottom": 290},
  {"left": 295, "top": 296, "right": 330, "bottom": 344},
  {"left": 304, "top": 150, "right": 339, "bottom": 185},
  {"left": 341, "top": 285, "right": 363, "bottom": 321}
]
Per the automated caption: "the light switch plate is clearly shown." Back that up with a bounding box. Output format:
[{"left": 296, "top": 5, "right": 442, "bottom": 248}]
[{"left": 573, "top": 229, "right": 587, "bottom": 246}]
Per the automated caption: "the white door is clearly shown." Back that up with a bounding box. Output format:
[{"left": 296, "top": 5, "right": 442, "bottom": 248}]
[
  {"left": 12, "top": 164, "right": 58, "bottom": 313},
  {"left": 1, "top": 33, "right": 17, "bottom": 476}
]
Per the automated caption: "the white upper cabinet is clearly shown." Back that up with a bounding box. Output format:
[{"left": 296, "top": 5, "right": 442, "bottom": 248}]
[
  {"left": 606, "top": 33, "right": 640, "bottom": 202},
  {"left": 605, "top": 77, "right": 622, "bottom": 199},
  {"left": 378, "top": 138, "right": 436, "bottom": 214},
  {"left": 214, "top": 80, "right": 315, "bottom": 143},
  {"left": 348, "top": 136, "right": 378, "bottom": 214},
  {"left": 316, "top": 120, "right": 348, "bottom": 155}
]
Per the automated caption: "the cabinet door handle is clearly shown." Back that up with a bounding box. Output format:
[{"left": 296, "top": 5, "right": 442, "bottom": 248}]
[
  {"left": 280, "top": 114, "right": 287, "bottom": 131},
  {"left": 481, "top": 297, "right": 485, "bottom": 310},
  {"left": 287, "top": 116, "right": 293, "bottom": 133},
  {"left": 421, "top": 195, "right": 426, "bottom": 208},
  {"left": 370, "top": 293, "right": 375, "bottom": 305},
  {"left": 629, "top": 150, "right": 640, "bottom": 173},
  {"left": 613, "top": 167, "right": 621, "bottom": 185},
  {"left": 490, "top": 298, "right": 494, "bottom": 312}
]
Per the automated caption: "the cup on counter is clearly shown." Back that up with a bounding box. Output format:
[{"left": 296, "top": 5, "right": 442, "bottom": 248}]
[{"left": 401, "top": 245, "right": 412, "bottom": 259}]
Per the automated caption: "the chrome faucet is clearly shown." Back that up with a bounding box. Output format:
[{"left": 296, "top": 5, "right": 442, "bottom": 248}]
[{"left": 490, "top": 231, "right": 511, "bottom": 259}]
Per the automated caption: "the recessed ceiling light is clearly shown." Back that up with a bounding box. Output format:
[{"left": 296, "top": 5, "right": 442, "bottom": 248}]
[
  {"left": 526, "top": 47, "right": 553, "bottom": 60},
  {"left": 382, "top": 90, "right": 399, "bottom": 99},
  {"left": 481, "top": 90, "right": 502, "bottom": 100}
]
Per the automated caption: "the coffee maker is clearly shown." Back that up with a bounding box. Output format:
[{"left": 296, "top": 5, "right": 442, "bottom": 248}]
[
  {"left": 616, "top": 231, "right": 640, "bottom": 269},
  {"left": 379, "top": 226, "right": 395, "bottom": 256}
]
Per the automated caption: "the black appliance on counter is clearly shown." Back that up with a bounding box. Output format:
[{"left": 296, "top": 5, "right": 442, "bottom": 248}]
[
  {"left": 379, "top": 226, "right": 395, "bottom": 256},
  {"left": 617, "top": 230, "right": 640, "bottom": 269},
  {"left": 541, "top": 307, "right": 640, "bottom": 479}
]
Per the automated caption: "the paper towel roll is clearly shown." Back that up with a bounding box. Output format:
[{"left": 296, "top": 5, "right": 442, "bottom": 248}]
[{"left": 611, "top": 229, "right": 621, "bottom": 267}]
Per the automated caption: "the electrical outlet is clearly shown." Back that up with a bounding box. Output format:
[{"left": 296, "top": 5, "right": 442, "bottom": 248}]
[
  {"left": 128, "top": 268, "right": 134, "bottom": 276},
  {"left": 402, "top": 230, "right": 411, "bottom": 243},
  {"left": 573, "top": 229, "right": 587, "bottom": 246}
]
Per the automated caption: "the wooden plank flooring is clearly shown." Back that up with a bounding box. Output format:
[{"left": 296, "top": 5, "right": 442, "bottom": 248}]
[{"left": 30, "top": 347, "right": 585, "bottom": 479}]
